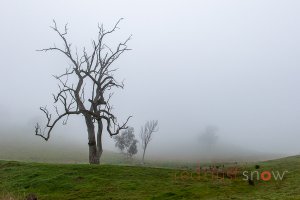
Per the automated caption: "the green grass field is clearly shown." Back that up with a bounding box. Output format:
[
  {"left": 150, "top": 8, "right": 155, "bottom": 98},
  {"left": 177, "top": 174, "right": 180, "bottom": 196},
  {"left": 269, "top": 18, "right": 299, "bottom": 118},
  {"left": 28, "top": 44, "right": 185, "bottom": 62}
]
[{"left": 0, "top": 155, "right": 299, "bottom": 200}]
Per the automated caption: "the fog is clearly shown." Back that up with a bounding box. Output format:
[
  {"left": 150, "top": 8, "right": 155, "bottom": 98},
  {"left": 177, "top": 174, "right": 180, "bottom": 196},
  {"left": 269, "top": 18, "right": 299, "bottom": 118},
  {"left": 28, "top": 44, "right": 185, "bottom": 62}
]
[{"left": 0, "top": 0, "right": 300, "bottom": 162}]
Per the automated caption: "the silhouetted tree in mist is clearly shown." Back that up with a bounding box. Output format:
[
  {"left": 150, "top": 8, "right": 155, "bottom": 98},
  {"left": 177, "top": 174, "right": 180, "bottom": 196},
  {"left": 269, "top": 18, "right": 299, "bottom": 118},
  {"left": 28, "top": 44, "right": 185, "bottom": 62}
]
[
  {"left": 140, "top": 120, "right": 159, "bottom": 164},
  {"left": 199, "top": 126, "right": 218, "bottom": 151},
  {"left": 114, "top": 127, "right": 138, "bottom": 158},
  {"left": 34, "top": 19, "right": 132, "bottom": 164}
]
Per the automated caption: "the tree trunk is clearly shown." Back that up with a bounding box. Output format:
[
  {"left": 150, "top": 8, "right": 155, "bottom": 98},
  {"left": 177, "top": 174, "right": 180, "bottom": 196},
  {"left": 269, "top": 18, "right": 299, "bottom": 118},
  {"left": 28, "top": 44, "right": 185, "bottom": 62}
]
[
  {"left": 96, "top": 120, "right": 103, "bottom": 163},
  {"left": 142, "top": 145, "right": 147, "bottom": 164},
  {"left": 85, "top": 115, "right": 99, "bottom": 164}
]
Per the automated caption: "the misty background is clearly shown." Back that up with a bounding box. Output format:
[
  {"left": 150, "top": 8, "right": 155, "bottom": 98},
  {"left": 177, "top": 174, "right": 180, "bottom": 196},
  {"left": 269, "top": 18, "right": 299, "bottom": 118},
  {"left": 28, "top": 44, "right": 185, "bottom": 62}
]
[{"left": 0, "top": 0, "right": 300, "bottom": 162}]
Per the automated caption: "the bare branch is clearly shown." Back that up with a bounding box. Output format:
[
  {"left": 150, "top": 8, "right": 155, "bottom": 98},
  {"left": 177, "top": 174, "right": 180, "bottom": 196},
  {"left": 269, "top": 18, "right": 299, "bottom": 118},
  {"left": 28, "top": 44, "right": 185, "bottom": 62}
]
[
  {"left": 104, "top": 115, "right": 132, "bottom": 137},
  {"left": 35, "top": 106, "right": 81, "bottom": 141}
]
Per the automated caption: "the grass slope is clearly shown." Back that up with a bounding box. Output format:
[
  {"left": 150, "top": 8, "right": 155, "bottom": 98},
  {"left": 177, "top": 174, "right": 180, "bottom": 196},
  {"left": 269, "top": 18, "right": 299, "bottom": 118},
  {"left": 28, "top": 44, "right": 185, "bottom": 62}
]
[{"left": 0, "top": 156, "right": 300, "bottom": 200}]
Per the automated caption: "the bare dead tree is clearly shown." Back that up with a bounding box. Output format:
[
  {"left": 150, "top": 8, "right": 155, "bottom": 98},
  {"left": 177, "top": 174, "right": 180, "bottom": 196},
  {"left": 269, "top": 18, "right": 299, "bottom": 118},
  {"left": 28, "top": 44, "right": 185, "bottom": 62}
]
[
  {"left": 140, "top": 120, "right": 158, "bottom": 164},
  {"left": 35, "top": 19, "right": 132, "bottom": 164}
]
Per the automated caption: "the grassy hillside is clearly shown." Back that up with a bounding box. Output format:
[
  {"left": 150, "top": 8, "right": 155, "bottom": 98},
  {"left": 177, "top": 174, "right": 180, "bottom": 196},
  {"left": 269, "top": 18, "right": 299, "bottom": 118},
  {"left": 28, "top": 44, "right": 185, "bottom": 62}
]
[{"left": 0, "top": 156, "right": 300, "bottom": 200}]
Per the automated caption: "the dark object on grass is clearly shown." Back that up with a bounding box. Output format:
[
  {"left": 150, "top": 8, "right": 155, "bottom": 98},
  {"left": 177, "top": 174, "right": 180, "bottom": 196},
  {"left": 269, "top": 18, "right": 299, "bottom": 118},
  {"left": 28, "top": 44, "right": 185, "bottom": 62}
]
[
  {"left": 26, "top": 193, "right": 38, "bottom": 200},
  {"left": 248, "top": 179, "right": 255, "bottom": 186},
  {"left": 255, "top": 165, "right": 260, "bottom": 169}
]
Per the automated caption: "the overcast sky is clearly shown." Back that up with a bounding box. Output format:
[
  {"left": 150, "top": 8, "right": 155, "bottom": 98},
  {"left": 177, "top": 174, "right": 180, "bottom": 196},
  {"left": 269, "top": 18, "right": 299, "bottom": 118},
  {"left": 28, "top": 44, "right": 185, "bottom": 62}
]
[{"left": 0, "top": 0, "right": 300, "bottom": 159}]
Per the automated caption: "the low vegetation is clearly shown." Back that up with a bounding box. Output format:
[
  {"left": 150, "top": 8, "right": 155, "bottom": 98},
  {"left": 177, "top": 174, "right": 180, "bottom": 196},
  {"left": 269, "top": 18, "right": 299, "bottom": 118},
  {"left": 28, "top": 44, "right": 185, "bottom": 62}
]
[{"left": 0, "top": 156, "right": 299, "bottom": 199}]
